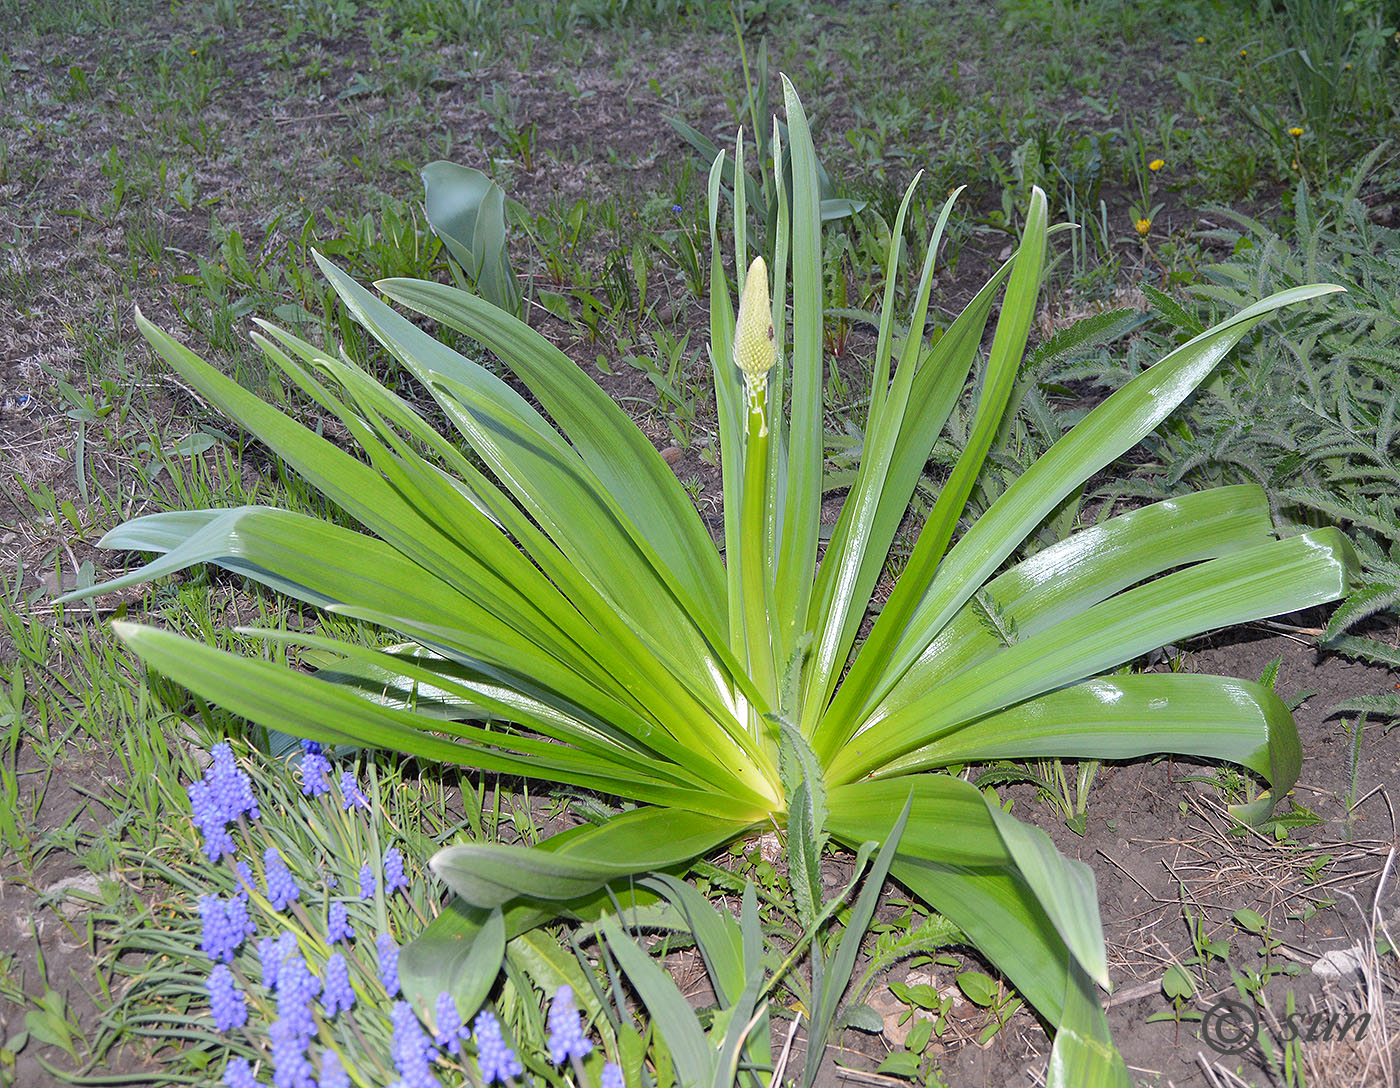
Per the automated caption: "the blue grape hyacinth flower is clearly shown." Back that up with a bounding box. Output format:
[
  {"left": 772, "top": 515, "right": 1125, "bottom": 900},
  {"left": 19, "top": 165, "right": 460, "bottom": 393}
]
[
  {"left": 223, "top": 1056, "right": 258, "bottom": 1088},
  {"left": 319, "top": 1050, "right": 350, "bottom": 1088},
  {"left": 199, "top": 892, "right": 254, "bottom": 963},
  {"left": 377, "top": 932, "right": 400, "bottom": 997},
  {"left": 322, "top": 952, "right": 355, "bottom": 1017},
  {"left": 299, "top": 739, "right": 331, "bottom": 797},
  {"left": 264, "top": 847, "right": 300, "bottom": 911},
  {"left": 432, "top": 991, "right": 468, "bottom": 1056},
  {"left": 384, "top": 847, "right": 409, "bottom": 895},
  {"left": 390, "top": 1001, "right": 442, "bottom": 1088},
  {"left": 276, "top": 954, "right": 321, "bottom": 1042},
  {"left": 327, "top": 900, "right": 354, "bottom": 944},
  {"left": 188, "top": 743, "right": 259, "bottom": 859},
  {"left": 339, "top": 769, "right": 369, "bottom": 811},
  {"left": 547, "top": 984, "right": 593, "bottom": 1065},
  {"left": 207, "top": 963, "right": 248, "bottom": 1032},
  {"left": 473, "top": 1009, "right": 523, "bottom": 1084}
]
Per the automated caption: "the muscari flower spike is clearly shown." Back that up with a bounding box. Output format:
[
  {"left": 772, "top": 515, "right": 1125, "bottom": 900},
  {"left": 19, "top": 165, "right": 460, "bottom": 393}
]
[
  {"left": 473, "top": 1010, "right": 523, "bottom": 1085},
  {"left": 319, "top": 1050, "right": 350, "bottom": 1088},
  {"left": 223, "top": 1057, "right": 258, "bottom": 1088},
  {"left": 339, "top": 769, "right": 369, "bottom": 811},
  {"left": 433, "top": 991, "right": 468, "bottom": 1056},
  {"left": 377, "top": 932, "right": 400, "bottom": 997},
  {"left": 299, "top": 739, "right": 331, "bottom": 798},
  {"left": 358, "top": 862, "right": 375, "bottom": 901},
  {"left": 259, "top": 930, "right": 298, "bottom": 991},
  {"left": 384, "top": 847, "right": 409, "bottom": 895},
  {"left": 327, "top": 900, "right": 354, "bottom": 944},
  {"left": 207, "top": 963, "right": 248, "bottom": 1032},
  {"left": 322, "top": 952, "right": 355, "bottom": 1017},
  {"left": 268, "top": 1016, "right": 315, "bottom": 1088},
  {"left": 188, "top": 743, "right": 258, "bottom": 860},
  {"left": 264, "top": 847, "right": 300, "bottom": 911},
  {"left": 390, "top": 1001, "right": 442, "bottom": 1088},
  {"left": 276, "top": 954, "right": 321, "bottom": 1043},
  {"left": 547, "top": 984, "right": 593, "bottom": 1065},
  {"left": 199, "top": 892, "right": 254, "bottom": 964},
  {"left": 601, "top": 1063, "right": 624, "bottom": 1088}
]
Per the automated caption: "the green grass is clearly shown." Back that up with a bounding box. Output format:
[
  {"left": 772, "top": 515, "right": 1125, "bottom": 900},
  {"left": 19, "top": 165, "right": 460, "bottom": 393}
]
[{"left": 1, "top": 0, "right": 1396, "bottom": 1083}]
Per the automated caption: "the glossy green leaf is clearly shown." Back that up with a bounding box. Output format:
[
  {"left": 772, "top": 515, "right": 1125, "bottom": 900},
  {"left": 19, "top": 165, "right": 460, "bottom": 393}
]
[
  {"left": 878, "top": 672, "right": 1301, "bottom": 825},
  {"left": 376, "top": 276, "right": 726, "bottom": 633},
  {"left": 399, "top": 905, "right": 504, "bottom": 1024},
  {"left": 430, "top": 808, "right": 750, "bottom": 908},
  {"left": 420, "top": 160, "right": 521, "bottom": 316},
  {"left": 836, "top": 528, "right": 1354, "bottom": 781}
]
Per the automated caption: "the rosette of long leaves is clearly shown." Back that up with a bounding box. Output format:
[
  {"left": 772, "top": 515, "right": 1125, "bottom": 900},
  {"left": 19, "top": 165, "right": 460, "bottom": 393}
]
[{"left": 67, "top": 81, "right": 1355, "bottom": 1086}]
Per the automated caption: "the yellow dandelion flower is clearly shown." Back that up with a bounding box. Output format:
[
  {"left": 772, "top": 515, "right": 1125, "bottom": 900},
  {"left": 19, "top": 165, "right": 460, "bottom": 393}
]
[
  {"left": 1148, "top": 158, "right": 1165, "bottom": 172},
  {"left": 1239, "top": 48, "right": 1247, "bottom": 58},
  {"left": 1196, "top": 35, "right": 1206, "bottom": 43},
  {"left": 1134, "top": 218, "right": 1152, "bottom": 237},
  {"left": 1288, "top": 126, "right": 1304, "bottom": 137}
]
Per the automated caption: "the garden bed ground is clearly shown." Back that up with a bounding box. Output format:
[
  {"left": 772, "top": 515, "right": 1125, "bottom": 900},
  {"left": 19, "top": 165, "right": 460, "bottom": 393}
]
[{"left": 2, "top": 1, "right": 1398, "bottom": 1085}]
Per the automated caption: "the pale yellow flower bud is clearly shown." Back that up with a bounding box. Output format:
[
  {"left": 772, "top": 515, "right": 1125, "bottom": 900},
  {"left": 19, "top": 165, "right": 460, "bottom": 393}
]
[
  {"left": 734, "top": 257, "right": 776, "bottom": 435},
  {"left": 734, "top": 257, "right": 776, "bottom": 386}
]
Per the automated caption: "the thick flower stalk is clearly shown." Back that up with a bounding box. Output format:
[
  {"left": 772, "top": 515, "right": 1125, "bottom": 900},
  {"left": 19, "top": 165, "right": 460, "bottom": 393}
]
[{"left": 735, "top": 257, "right": 779, "bottom": 707}]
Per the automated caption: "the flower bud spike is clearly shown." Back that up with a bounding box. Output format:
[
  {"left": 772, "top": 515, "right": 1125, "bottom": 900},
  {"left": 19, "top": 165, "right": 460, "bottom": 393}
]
[{"left": 735, "top": 256, "right": 776, "bottom": 433}]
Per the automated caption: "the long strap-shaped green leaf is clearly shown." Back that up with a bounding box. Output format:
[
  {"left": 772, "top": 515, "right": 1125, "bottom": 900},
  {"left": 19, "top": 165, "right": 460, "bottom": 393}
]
[
  {"left": 836, "top": 527, "right": 1355, "bottom": 781},
  {"left": 316, "top": 258, "right": 737, "bottom": 694},
  {"left": 705, "top": 151, "right": 746, "bottom": 660},
  {"left": 244, "top": 626, "right": 719, "bottom": 790},
  {"left": 124, "top": 311, "right": 617, "bottom": 688},
  {"left": 805, "top": 261, "right": 1018, "bottom": 754},
  {"left": 875, "top": 485, "right": 1279, "bottom": 717},
  {"left": 374, "top": 275, "right": 727, "bottom": 630},
  {"left": 430, "top": 809, "right": 751, "bottom": 908},
  {"left": 249, "top": 324, "right": 766, "bottom": 740},
  {"left": 74, "top": 505, "right": 689, "bottom": 749},
  {"left": 823, "top": 190, "right": 1047, "bottom": 738},
  {"left": 827, "top": 778, "right": 1129, "bottom": 1087},
  {"left": 115, "top": 622, "right": 772, "bottom": 815},
  {"left": 772, "top": 77, "right": 824, "bottom": 663},
  {"left": 832, "top": 283, "right": 1345, "bottom": 739},
  {"left": 826, "top": 774, "right": 1108, "bottom": 993},
  {"left": 429, "top": 371, "right": 773, "bottom": 768},
  {"left": 876, "top": 673, "right": 1300, "bottom": 824},
  {"left": 800, "top": 185, "right": 957, "bottom": 732}
]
